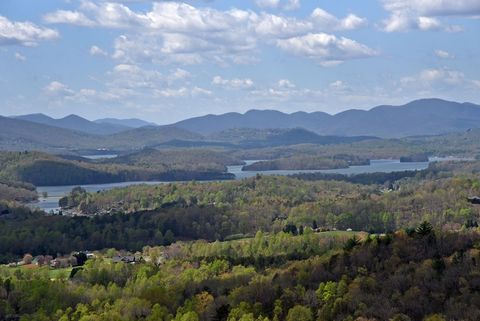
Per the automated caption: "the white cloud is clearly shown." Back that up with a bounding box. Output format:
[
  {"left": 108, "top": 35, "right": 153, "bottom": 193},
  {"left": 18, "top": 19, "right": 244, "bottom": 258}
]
[
  {"left": 191, "top": 86, "right": 213, "bottom": 97},
  {"left": 382, "top": 0, "right": 480, "bottom": 17},
  {"left": 43, "top": 10, "right": 95, "bottom": 26},
  {"left": 168, "top": 68, "right": 191, "bottom": 82},
  {"left": 381, "top": 0, "right": 480, "bottom": 32},
  {"left": 44, "top": 2, "right": 369, "bottom": 66},
  {"left": 14, "top": 52, "right": 26, "bottom": 61},
  {"left": 109, "top": 63, "right": 163, "bottom": 89},
  {"left": 252, "top": 13, "right": 312, "bottom": 38},
  {"left": 212, "top": 76, "right": 255, "bottom": 89},
  {"left": 0, "top": 15, "right": 58, "bottom": 46},
  {"left": 44, "top": 81, "right": 74, "bottom": 96},
  {"left": 329, "top": 80, "right": 348, "bottom": 90},
  {"left": 277, "top": 79, "right": 295, "bottom": 88},
  {"left": 382, "top": 13, "right": 442, "bottom": 32},
  {"left": 155, "top": 87, "right": 188, "bottom": 98},
  {"left": 89, "top": 45, "right": 107, "bottom": 56},
  {"left": 399, "top": 68, "right": 480, "bottom": 95},
  {"left": 311, "top": 8, "right": 367, "bottom": 31},
  {"left": 276, "top": 33, "right": 378, "bottom": 66},
  {"left": 434, "top": 49, "right": 453, "bottom": 59}
]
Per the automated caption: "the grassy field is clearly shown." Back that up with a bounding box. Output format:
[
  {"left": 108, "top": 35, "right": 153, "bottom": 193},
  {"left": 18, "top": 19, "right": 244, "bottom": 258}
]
[{"left": 0, "top": 264, "right": 73, "bottom": 280}]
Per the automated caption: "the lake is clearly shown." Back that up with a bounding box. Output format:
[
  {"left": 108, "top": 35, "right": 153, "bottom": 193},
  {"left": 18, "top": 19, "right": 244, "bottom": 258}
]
[{"left": 29, "top": 157, "right": 462, "bottom": 212}]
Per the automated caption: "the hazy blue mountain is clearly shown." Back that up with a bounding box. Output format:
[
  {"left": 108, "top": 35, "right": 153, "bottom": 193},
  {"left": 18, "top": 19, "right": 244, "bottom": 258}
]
[
  {"left": 14, "top": 113, "right": 130, "bottom": 135},
  {"left": 172, "top": 109, "right": 331, "bottom": 135},
  {"left": 171, "top": 99, "right": 480, "bottom": 138},
  {"left": 0, "top": 116, "right": 94, "bottom": 151},
  {"left": 0, "top": 116, "right": 202, "bottom": 152},
  {"left": 97, "top": 126, "right": 202, "bottom": 150},
  {"left": 94, "top": 118, "right": 157, "bottom": 128},
  {"left": 208, "top": 128, "right": 377, "bottom": 148}
]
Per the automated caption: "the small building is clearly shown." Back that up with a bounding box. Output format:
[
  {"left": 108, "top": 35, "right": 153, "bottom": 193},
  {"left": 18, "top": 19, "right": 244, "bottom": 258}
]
[
  {"left": 50, "top": 256, "right": 78, "bottom": 269},
  {"left": 112, "top": 255, "right": 142, "bottom": 264}
]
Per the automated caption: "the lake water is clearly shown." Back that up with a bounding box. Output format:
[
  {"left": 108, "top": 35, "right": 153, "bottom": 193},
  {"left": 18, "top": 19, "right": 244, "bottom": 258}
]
[
  {"left": 29, "top": 157, "right": 464, "bottom": 212},
  {"left": 226, "top": 159, "right": 431, "bottom": 179},
  {"left": 81, "top": 154, "right": 118, "bottom": 160}
]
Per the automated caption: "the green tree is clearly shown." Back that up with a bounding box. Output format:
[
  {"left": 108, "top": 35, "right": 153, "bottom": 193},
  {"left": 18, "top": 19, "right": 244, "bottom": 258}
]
[{"left": 286, "top": 305, "right": 312, "bottom": 321}]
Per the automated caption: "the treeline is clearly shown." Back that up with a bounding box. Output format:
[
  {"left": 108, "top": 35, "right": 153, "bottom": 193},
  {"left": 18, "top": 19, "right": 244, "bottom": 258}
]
[
  {"left": 0, "top": 201, "right": 244, "bottom": 264},
  {"left": 60, "top": 173, "right": 480, "bottom": 233},
  {"left": 0, "top": 179, "right": 37, "bottom": 202},
  {"left": 242, "top": 155, "right": 368, "bottom": 171},
  {"left": 291, "top": 169, "right": 421, "bottom": 186},
  {"left": 0, "top": 150, "right": 237, "bottom": 186},
  {"left": 1, "top": 227, "right": 480, "bottom": 321}
]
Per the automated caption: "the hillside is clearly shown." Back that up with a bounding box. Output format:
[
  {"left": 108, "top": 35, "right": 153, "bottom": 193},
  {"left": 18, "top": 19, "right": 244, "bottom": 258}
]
[
  {"left": 171, "top": 98, "right": 480, "bottom": 138},
  {"left": 0, "top": 116, "right": 94, "bottom": 151},
  {"left": 209, "top": 128, "right": 377, "bottom": 148},
  {"left": 98, "top": 126, "right": 202, "bottom": 150},
  {"left": 0, "top": 150, "right": 236, "bottom": 186},
  {"left": 14, "top": 114, "right": 130, "bottom": 135},
  {"left": 0, "top": 116, "right": 202, "bottom": 152}
]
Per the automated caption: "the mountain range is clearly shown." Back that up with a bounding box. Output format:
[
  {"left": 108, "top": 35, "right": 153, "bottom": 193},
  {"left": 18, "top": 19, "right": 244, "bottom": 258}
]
[
  {"left": 14, "top": 114, "right": 128, "bottom": 135},
  {"left": 13, "top": 114, "right": 157, "bottom": 135},
  {"left": 172, "top": 99, "right": 480, "bottom": 137},
  {"left": 2, "top": 98, "right": 480, "bottom": 152}
]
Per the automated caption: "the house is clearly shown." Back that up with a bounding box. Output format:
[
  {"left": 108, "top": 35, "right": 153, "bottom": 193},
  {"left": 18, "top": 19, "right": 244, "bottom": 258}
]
[
  {"left": 50, "top": 256, "right": 78, "bottom": 269},
  {"left": 112, "top": 255, "right": 142, "bottom": 264},
  {"left": 32, "top": 255, "right": 46, "bottom": 266}
]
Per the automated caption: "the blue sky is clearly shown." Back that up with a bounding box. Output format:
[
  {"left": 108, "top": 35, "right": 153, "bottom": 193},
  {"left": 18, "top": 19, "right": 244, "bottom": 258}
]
[{"left": 1, "top": 0, "right": 479, "bottom": 124}]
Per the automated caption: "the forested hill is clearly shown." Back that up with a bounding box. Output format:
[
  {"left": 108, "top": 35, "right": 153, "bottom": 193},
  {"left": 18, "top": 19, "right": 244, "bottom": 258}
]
[
  {"left": 171, "top": 98, "right": 480, "bottom": 137},
  {"left": 0, "top": 116, "right": 202, "bottom": 152},
  {"left": 0, "top": 150, "right": 238, "bottom": 186}
]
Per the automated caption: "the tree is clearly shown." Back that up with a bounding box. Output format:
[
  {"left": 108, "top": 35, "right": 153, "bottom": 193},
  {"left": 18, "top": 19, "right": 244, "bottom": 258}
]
[
  {"left": 343, "top": 236, "right": 361, "bottom": 251},
  {"left": 415, "top": 221, "right": 433, "bottom": 236},
  {"left": 286, "top": 305, "right": 312, "bottom": 321}
]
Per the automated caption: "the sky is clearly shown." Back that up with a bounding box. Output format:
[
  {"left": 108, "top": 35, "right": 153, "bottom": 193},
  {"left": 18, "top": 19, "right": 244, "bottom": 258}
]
[{"left": 0, "top": 0, "right": 479, "bottom": 124}]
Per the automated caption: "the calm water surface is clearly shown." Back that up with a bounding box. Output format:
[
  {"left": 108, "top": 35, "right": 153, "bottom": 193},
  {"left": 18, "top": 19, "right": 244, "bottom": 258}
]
[{"left": 29, "top": 157, "right": 466, "bottom": 212}]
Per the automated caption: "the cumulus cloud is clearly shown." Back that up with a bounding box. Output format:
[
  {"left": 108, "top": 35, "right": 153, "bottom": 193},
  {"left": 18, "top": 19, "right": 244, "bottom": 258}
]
[
  {"left": 399, "top": 68, "right": 480, "bottom": 95},
  {"left": 212, "top": 76, "right": 255, "bottom": 89},
  {"left": 277, "top": 79, "right": 296, "bottom": 88},
  {"left": 311, "top": 8, "right": 367, "bottom": 31},
  {"left": 89, "top": 45, "right": 107, "bottom": 56},
  {"left": 43, "top": 2, "right": 370, "bottom": 66},
  {"left": 0, "top": 15, "right": 58, "bottom": 46},
  {"left": 276, "top": 33, "right": 378, "bottom": 66},
  {"left": 43, "top": 10, "right": 95, "bottom": 26},
  {"left": 109, "top": 63, "right": 163, "bottom": 89},
  {"left": 380, "top": 0, "right": 479, "bottom": 32},
  {"left": 44, "top": 81, "right": 75, "bottom": 96}
]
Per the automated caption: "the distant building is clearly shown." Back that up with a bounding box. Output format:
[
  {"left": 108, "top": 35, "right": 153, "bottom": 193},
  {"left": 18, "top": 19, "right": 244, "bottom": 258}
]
[{"left": 112, "top": 255, "right": 142, "bottom": 264}]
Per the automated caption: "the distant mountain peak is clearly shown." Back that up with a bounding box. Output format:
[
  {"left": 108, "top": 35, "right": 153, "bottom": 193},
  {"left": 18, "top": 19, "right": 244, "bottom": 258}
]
[{"left": 171, "top": 98, "right": 480, "bottom": 137}]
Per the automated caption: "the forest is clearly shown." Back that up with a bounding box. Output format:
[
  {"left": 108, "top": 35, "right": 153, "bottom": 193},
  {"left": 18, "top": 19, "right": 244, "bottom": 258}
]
[
  {"left": 1, "top": 151, "right": 480, "bottom": 321},
  {"left": 0, "top": 223, "right": 479, "bottom": 321},
  {"left": 241, "top": 155, "right": 369, "bottom": 171},
  {"left": 0, "top": 150, "right": 238, "bottom": 186}
]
